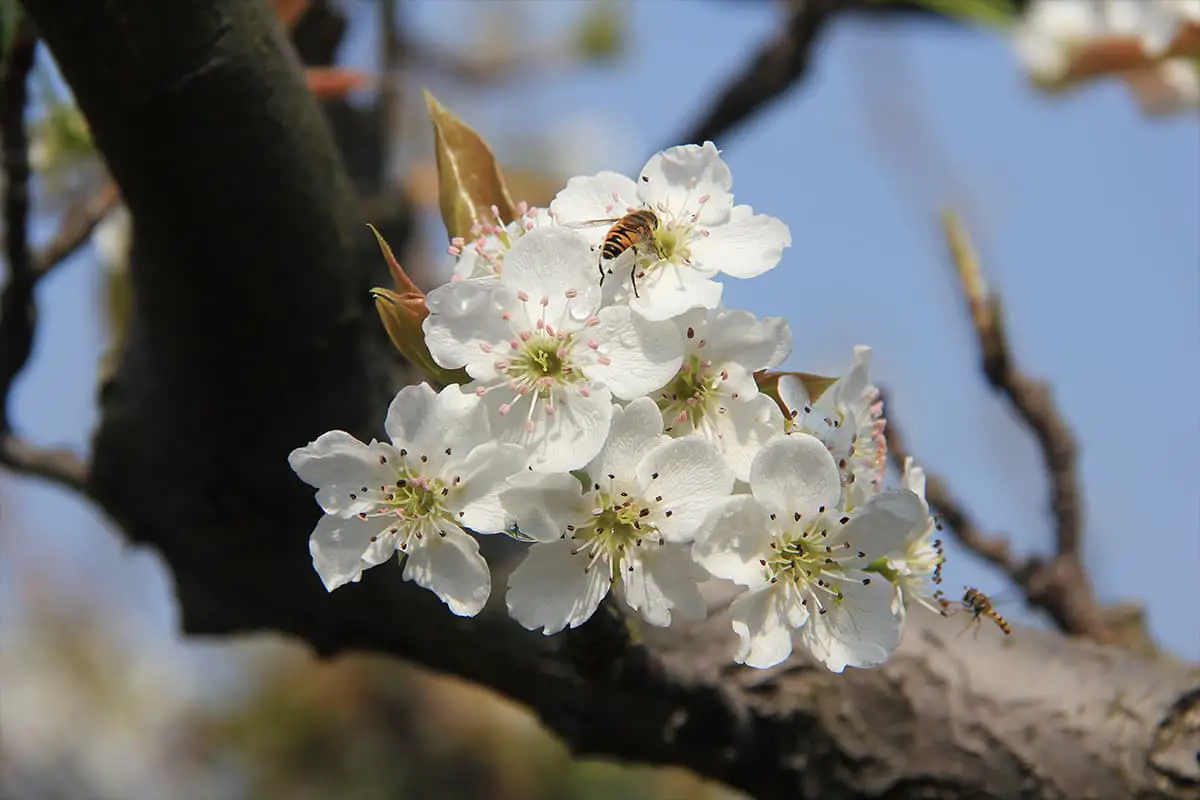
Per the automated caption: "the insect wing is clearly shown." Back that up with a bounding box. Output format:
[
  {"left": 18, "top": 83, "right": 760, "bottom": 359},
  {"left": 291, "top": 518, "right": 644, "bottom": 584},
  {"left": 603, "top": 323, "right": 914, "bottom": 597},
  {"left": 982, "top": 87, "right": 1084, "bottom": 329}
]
[{"left": 560, "top": 217, "right": 621, "bottom": 230}]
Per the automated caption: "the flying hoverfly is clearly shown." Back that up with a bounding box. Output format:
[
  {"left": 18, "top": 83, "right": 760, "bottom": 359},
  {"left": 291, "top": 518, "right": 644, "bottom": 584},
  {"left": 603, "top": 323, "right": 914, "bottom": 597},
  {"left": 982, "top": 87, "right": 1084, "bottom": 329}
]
[
  {"left": 563, "top": 209, "right": 661, "bottom": 298},
  {"left": 937, "top": 585, "right": 1012, "bottom": 636}
]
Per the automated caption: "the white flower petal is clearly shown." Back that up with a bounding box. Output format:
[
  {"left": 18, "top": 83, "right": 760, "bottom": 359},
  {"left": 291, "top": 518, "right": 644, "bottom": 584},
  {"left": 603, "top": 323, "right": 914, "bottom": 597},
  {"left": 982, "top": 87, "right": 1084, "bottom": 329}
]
[
  {"left": 799, "top": 576, "right": 899, "bottom": 672},
  {"left": 711, "top": 395, "right": 787, "bottom": 483},
  {"left": 486, "top": 385, "right": 613, "bottom": 472},
  {"left": 499, "top": 227, "right": 601, "bottom": 322},
  {"left": 507, "top": 539, "right": 611, "bottom": 634},
  {"left": 703, "top": 309, "right": 792, "bottom": 375},
  {"left": 401, "top": 522, "right": 491, "bottom": 617},
  {"left": 636, "top": 436, "right": 733, "bottom": 542},
  {"left": 841, "top": 490, "right": 926, "bottom": 563},
  {"left": 587, "top": 397, "right": 666, "bottom": 480},
  {"left": 621, "top": 543, "right": 707, "bottom": 627},
  {"left": 689, "top": 204, "right": 791, "bottom": 280},
  {"left": 730, "top": 585, "right": 802, "bottom": 669},
  {"left": 777, "top": 374, "right": 812, "bottom": 421},
  {"left": 449, "top": 442, "right": 529, "bottom": 533},
  {"left": 627, "top": 264, "right": 724, "bottom": 322},
  {"left": 308, "top": 513, "right": 383, "bottom": 591},
  {"left": 550, "top": 171, "right": 641, "bottom": 240},
  {"left": 692, "top": 495, "right": 772, "bottom": 587},
  {"left": 836, "top": 346, "right": 872, "bottom": 405},
  {"left": 500, "top": 471, "right": 589, "bottom": 542},
  {"left": 289, "top": 431, "right": 393, "bottom": 517},
  {"left": 637, "top": 142, "right": 733, "bottom": 226},
  {"left": 386, "top": 384, "right": 489, "bottom": 474},
  {"left": 588, "top": 306, "right": 683, "bottom": 399},
  {"left": 749, "top": 434, "right": 842, "bottom": 518},
  {"left": 900, "top": 456, "right": 927, "bottom": 502},
  {"left": 423, "top": 279, "right": 514, "bottom": 380}
]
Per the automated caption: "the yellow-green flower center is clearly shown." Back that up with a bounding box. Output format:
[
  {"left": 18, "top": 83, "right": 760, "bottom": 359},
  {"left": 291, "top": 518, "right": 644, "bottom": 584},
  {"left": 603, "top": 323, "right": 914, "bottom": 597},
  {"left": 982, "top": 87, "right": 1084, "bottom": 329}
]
[
  {"left": 658, "top": 355, "right": 718, "bottom": 430},
  {"left": 508, "top": 332, "right": 579, "bottom": 398}
]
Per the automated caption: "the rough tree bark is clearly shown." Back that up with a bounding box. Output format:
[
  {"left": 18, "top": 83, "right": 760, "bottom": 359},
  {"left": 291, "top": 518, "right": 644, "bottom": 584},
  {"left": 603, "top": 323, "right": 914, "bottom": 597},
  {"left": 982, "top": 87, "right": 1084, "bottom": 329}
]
[{"left": 15, "top": 1, "right": 1200, "bottom": 798}]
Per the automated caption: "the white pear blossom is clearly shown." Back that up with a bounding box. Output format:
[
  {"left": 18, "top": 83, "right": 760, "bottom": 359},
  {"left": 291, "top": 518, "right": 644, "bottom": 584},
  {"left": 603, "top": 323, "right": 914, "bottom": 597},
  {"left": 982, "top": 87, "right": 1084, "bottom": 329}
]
[
  {"left": 450, "top": 202, "right": 555, "bottom": 281},
  {"left": 656, "top": 308, "right": 791, "bottom": 481},
  {"left": 288, "top": 383, "right": 527, "bottom": 616},
  {"left": 424, "top": 227, "right": 684, "bottom": 472},
  {"left": 1125, "top": 58, "right": 1200, "bottom": 115},
  {"left": 550, "top": 142, "right": 791, "bottom": 321},
  {"left": 693, "top": 435, "right": 924, "bottom": 672},
  {"left": 884, "top": 457, "right": 945, "bottom": 618},
  {"left": 503, "top": 398, "right": 734, "bottom": 634},
  {"left": 779, "top": 346, "right": 886, "bottom": 500},
  {"left": 1013, "top": 0, "right": 1200, "bottom": 83}
]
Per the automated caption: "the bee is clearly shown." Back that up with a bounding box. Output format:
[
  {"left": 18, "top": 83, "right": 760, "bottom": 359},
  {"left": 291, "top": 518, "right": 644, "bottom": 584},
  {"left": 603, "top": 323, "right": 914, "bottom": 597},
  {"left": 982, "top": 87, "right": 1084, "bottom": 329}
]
[
  {"left": 937, "top": 586, "right": 1012, "bottom": 636},
  {"left": 565, "top": 209, "right": 660, "bottom": 297}
]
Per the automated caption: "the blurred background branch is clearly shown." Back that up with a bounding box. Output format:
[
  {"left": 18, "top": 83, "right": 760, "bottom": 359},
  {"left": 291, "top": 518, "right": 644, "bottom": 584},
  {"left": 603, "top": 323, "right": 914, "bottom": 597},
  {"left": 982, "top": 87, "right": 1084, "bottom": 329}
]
[
  {"left": 884, "top": 210, "right": 1110, "bottom": 643},
  {"left": 1, "top": 17, "right": 90, "bottom": 492}
]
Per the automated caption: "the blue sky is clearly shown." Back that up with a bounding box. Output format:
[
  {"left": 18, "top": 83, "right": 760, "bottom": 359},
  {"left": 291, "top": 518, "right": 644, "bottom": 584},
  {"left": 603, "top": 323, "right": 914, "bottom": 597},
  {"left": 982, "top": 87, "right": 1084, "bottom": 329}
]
[{"left": 3, "top": 0, "right": 1197, "bottom": 689}]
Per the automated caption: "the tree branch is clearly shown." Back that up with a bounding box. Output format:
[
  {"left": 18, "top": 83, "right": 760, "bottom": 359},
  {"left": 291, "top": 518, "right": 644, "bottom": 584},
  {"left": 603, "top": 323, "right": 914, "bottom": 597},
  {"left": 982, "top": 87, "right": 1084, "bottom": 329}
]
[
  {"left": 675, "top": 0, "right": 1040, "bottom": 149},
  {"left": 0, "top": 432, "right": 90, "bottom": 491},
  {"left": 885, "top": 212, "right": 1109, "bottom": 643},
  {"left": 883, "top": 400, "right": 1022, "bottom": 575},
  {"left": 32, "top": 179, "right": 121, "bottom": 278},
  {"left": 674, "top": 0, "right": 835, "bottom": 147},
  {"left": 1, "top": 19, "right": 38, "bottom": 435},
  {"left": 941, "top": 212, "right": 1083, "bottom": 562},
  {"left": 20, "top": 2, "right": 1197, "bottom": 797}
]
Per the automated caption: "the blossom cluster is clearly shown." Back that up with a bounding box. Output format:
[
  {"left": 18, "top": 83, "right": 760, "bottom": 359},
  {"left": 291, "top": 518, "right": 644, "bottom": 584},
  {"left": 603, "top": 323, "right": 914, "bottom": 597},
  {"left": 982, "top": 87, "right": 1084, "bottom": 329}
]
[
  {"left": 1012, "top": 0, "right": 1200, "bottom": 114},
  {"left": 289, "top": 143, "right": 945, "bottom": 672}
]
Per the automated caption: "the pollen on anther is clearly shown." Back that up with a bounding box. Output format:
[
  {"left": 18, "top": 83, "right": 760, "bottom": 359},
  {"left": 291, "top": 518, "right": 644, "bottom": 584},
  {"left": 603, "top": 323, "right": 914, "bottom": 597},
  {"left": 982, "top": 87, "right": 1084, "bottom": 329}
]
[
  {"left": 840, "top": 516, "right": 850, "bottom": 524},
  {"left": 793, "top": 512, "right": 801, "bottom": 522},
  {"left": 664, "top": 510, "right": 673, "bottom": 517},
  {"left": 862, "top": 577, "right": 872, "bottom": 585},
  {"left": 357, "top": 512, "right": 367, "bottom": 520},
  {"left": 655, "top": 495, "right": 663, "bottom": 502}
]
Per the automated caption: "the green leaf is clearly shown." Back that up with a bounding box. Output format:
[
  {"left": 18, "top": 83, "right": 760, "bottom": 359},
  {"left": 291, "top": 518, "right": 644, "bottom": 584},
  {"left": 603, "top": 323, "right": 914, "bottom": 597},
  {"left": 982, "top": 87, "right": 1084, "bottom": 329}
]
[
  {"left": 869, "top": 0, "right": 1017, "bottom": 29},
  {"left": 366, "top": 225, "right": 470, "bottom": 388},
  {"left": 424, "top": 90, "right": 517, "bottom": 242}
]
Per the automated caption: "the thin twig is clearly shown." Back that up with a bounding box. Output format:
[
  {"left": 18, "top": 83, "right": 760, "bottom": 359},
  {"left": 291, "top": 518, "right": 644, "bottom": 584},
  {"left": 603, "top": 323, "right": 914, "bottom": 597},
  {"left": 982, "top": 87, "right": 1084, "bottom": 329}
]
[
  {"left": 0, "top": 23, "right": 92, "bottom": 494},
  {"left": 0, "top": 432, "right": 90, "bottom": 492},
  {"left": 941, "top": 210, "right": 1083, "bottom": 562},
  {"left": 673, "top": 0, "right": 836, "bottom": 146},
  {"left": 32, "top": 180, "right": 121, "bottom": 277},
  {"left": 883, "top": 401, "right": 1022, "bottom": 576},
  {"left": 884, "top": 212, "right": 1107, "bottom": 641}
]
